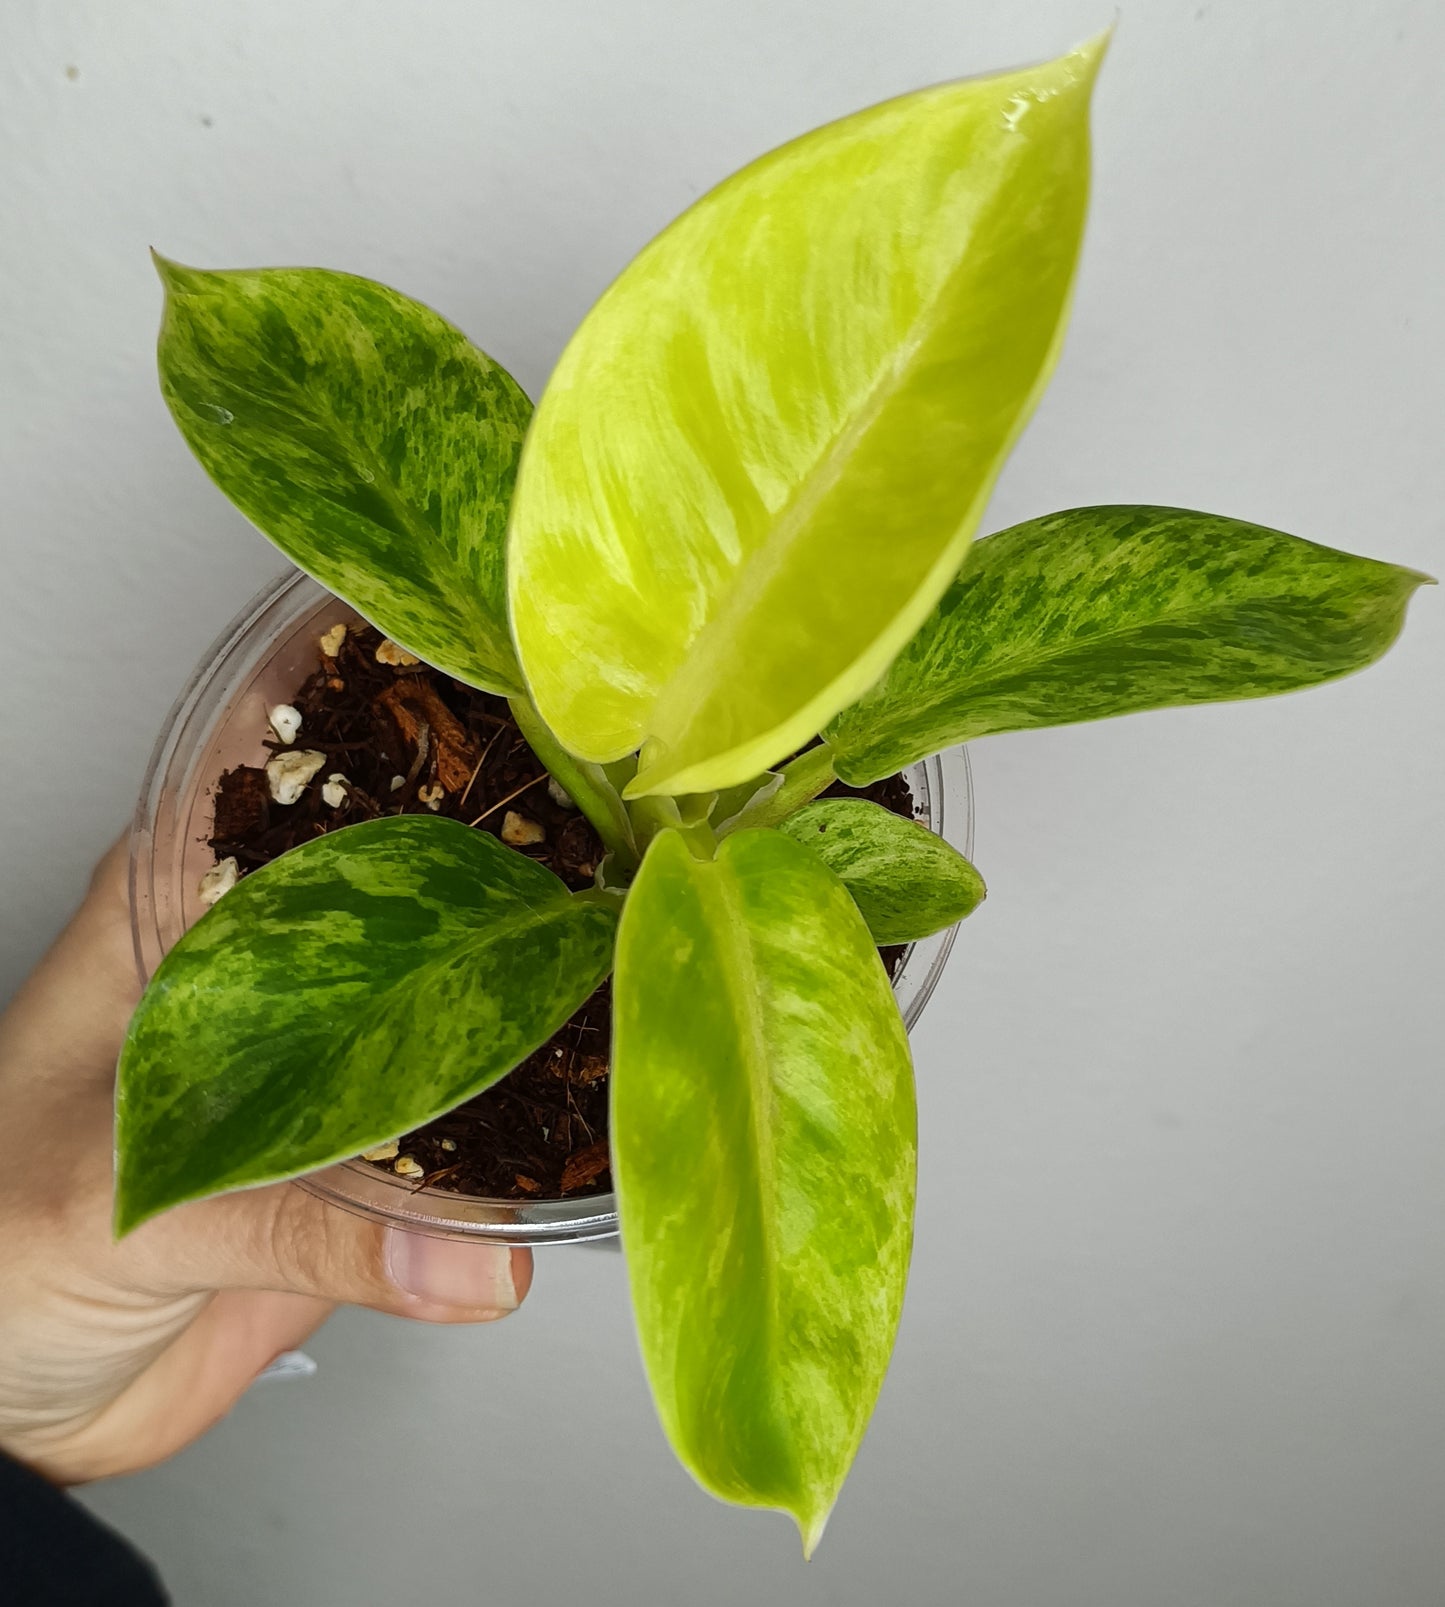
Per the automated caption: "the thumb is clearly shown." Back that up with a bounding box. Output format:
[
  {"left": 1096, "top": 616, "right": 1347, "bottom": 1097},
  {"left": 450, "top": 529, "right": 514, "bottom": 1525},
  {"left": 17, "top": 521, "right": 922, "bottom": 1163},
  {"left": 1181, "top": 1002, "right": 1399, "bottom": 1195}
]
[{"left": 139, "top": 1181, "right": 533, "bottom": 1324}]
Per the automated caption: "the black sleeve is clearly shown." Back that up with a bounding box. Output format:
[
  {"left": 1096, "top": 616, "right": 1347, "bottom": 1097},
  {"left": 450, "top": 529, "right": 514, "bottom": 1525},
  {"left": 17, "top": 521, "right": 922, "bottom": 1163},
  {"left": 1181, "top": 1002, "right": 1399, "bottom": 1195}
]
[{"left": 0, "top": 1450, "right": 169, "bottom": 1606}]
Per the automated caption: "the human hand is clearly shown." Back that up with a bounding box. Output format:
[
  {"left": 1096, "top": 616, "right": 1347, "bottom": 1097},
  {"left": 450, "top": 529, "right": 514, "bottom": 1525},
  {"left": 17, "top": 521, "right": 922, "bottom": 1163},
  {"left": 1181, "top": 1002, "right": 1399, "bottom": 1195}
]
[{"left": 0, "top": 839, "right": 532, "bottom": 1483}]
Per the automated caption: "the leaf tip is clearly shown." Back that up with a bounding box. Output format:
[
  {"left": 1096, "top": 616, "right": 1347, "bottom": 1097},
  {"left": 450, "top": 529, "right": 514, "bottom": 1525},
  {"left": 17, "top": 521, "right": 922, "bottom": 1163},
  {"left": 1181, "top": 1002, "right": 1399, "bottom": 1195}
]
[
  {"left": 111, "top": 1185, "right": 152, "bottom": 1243},
  {"left": 797, "top": 1504, "right": 832, "bottom": 1561},
  {"left": 150, "top": 251, "right": 217, "bottom": 301},
  {"left": 112, "top": 1099, "right": 174, "bottom": 1240},
  {"left": 150, "top": 247, "right": 182, "bottom": 287},
  {"left": 1021, "top": 22, "right": 1109, "bottom": 117},
  {"left": 1072, "top": 19, "right": 1117, "bottom": 75}
]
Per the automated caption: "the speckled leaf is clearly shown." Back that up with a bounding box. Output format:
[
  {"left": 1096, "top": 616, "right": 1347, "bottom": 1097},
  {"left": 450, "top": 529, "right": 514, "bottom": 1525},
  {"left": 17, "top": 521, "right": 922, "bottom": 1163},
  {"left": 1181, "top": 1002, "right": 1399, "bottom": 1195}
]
[
  {"left": 156, "top": 260, "right": 530, "bottom": 692},
  {"left": 829, "top": 505, "right": 1432, "bottom": 783},
  {"left": 612, "top": 828, "right": 915, "bottom": 1554},
  {"left": 509, "top": 38, "right": 1106, "bottom": 798},
  {"left": 778, "top": 799, "right": 985, "bottom": 943},
  {"left": 115, "top": 817, "right": 617, "bottom": 1235}
]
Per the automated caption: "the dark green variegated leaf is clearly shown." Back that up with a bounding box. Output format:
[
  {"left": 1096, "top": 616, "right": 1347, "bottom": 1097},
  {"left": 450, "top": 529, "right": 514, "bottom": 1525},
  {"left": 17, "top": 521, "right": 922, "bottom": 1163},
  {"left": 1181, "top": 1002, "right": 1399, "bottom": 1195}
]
[
  {"left": 612, "top": 828, "right": 915, "bottom": 1555},
  {"left": 829, "top": 505, "right": 1431, "bottom": 783},
  {"left": 510, "top": 38, "right": 1107, "bottom": 797},
  {"left": 779, "top": 799, "right": 985, "bottom": 943},
  {"left": 156, "top": 259, "right": 530, "bottom": 693},
  {"left": 115, "top": 817, "right": 617, "bottom": 1234}
]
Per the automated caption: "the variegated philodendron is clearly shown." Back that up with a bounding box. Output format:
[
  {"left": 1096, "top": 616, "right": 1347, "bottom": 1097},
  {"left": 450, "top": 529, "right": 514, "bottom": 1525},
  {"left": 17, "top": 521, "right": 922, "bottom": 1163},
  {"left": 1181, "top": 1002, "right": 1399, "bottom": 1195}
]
[{"left": 121, "top": 33, "right": 1428, "bottom": 1554}]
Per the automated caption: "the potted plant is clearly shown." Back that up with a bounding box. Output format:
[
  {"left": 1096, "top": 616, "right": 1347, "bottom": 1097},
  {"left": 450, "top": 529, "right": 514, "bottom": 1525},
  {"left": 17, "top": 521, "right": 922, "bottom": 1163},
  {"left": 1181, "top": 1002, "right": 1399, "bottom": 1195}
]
[
  {"left": 129, "top": 568, "right": 973, "bottom": 1241},
  {"left": 116, "top": 35, "right": 1427, "bottom": 1553}
]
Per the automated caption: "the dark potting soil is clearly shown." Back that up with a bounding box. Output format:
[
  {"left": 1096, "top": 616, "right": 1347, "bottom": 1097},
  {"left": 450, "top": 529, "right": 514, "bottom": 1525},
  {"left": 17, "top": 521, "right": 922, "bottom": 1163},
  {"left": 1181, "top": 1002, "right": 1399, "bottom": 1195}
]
[{"left": 208, "top": 620, "right": 916, "bottom": 1202}]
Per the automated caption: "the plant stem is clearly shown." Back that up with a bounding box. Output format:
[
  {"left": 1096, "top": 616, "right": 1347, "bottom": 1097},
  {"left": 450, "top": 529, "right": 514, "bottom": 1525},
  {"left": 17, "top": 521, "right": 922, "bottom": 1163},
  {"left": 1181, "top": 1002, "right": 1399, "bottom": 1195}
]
[
  {"left": 722, "top": 743, "right": 837, "bottom": 833},
  {"left": 627, "top": 793, "right": 718, "bottom": 861},
  {"left": 508, "top": 696, "right": 639, "bottom": 872}
]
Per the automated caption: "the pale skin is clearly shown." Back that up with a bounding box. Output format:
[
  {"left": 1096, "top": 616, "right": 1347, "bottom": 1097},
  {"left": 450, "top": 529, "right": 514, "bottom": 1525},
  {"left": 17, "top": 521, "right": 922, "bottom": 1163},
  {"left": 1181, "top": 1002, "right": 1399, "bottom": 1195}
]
[{"left": 0, "top": 840, "right": 533, "bottom": 1483}]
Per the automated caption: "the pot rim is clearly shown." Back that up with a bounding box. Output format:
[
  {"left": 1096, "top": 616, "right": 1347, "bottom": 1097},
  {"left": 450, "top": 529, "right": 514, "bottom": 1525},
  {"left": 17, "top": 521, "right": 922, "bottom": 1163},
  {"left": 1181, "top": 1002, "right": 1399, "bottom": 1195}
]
[{"left": 129, "top": 567, "right": 974, "bottom": 1244}]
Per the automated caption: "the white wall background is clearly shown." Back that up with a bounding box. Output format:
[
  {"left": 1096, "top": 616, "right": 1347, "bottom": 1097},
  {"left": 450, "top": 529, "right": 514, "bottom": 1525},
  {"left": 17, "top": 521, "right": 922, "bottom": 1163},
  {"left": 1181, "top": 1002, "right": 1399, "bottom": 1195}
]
[{"left": 3, "top": 0, "right": 1442, "bottom": 1601}]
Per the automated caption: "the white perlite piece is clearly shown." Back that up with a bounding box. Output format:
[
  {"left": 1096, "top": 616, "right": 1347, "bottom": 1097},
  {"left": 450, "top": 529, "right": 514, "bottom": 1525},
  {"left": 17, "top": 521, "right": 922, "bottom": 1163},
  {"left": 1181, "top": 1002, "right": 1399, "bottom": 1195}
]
[
  {"left": 501, "top": 811, "right": 546, "bottom": 846},
  {"left": 361, "top": 1139, "right": 400, "bottom": 1163},
  {"left": 547, "top": 777, "right": 577, "bottom": 809},
  {"left": 388, "top": 774, "right": 406, "bottom": 792},
  {"left": 393, "top": 1154, "right": 425, "bottom": 1180},
  {"left": 318, "top": 622, "right": 347, "bottom": 658},
  {"left": 321, "top": 773, "right": 349, "bottom": 808},
  {"left": 265, "top": 748, "right": 328, "bottom": 805},
  {"left": 375, "top": 638, "right": 420, "bottom": 667},
  {"left": 198, "top": 857, "right": 239, "bottom": 906},
  {"left": 267, "top": 703, "right": 302, "bottom": 745},
  {"left": 439, "top": 1138, "right": 458, "bottom": 1153}
]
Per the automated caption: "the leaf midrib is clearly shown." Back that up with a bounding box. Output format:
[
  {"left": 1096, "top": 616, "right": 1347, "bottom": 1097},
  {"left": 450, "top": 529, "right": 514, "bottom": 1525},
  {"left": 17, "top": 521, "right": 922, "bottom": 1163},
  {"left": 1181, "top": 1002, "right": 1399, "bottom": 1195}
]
[
  {"left": 702, "top": 859, "right": 781, "bottom": 1365},
  {"left": 693, "top": 141, "right": 1036, "bottom": 652}
]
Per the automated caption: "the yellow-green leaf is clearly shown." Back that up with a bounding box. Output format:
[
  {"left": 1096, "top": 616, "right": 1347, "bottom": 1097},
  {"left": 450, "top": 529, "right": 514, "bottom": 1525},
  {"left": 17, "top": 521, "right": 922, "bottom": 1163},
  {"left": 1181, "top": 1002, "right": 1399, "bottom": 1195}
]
[
  {"left": 612, "top": 828, "right": 915, "bottom": 1554},
  {"left": 779, "top": 798, "right": 985, "bottom": 943},
  {"left": 509, "top": 37, "right": 1107, "bottom": 797},
  {"left": 115, "top": 817, "right": 617, "bottom": 1235},
  {"left": 156, "top": 260, "right": 530, "bottom": 693},
  {"left": 828, "top": 505, "right": 1433, "bottom": 783}
]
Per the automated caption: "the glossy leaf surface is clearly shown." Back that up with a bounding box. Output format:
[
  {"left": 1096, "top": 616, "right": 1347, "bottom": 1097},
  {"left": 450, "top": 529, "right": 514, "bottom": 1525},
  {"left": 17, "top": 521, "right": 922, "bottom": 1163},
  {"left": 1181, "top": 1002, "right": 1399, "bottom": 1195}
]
[
  {"left": 509, "top": 39, "right": 1106, "bottom": 797},
  {"left": 612, "top": 829, "right": 915, "bottom": 1553},
  {"left": 116, "top": 817, "right": 617, "bottom": 1234},
  {"left": 829, "top": 505, "right": 1432, "bottom": 783},
  {"left": 779, "top": 799, "right": 985, "bottom": 943},
  {"left": 157, "top": 260, "right": 530, "bottom": 692}
]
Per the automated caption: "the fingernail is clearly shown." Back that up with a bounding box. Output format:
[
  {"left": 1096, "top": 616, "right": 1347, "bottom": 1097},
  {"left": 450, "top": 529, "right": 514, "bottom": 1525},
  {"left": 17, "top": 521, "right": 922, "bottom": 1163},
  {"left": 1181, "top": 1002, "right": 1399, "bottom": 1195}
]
[
  {"left": 255, "top": 1350, "right": 319, "bottom": 1383},
  {"left": 382, "top": 1228, "right": 518, "bottom": 1312}
]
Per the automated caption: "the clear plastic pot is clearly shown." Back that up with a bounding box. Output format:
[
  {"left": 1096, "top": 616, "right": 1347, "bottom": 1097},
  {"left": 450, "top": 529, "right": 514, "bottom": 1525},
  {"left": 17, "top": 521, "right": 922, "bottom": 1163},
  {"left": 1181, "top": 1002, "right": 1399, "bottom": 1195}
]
[{"left": 130, "top": 568, "right": 974, "bottom": 1244}]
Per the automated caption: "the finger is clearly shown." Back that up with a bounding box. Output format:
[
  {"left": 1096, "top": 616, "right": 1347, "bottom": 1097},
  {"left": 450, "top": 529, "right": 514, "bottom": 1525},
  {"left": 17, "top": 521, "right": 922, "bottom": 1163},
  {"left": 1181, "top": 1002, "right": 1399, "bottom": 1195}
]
[
  {"left": 26, "top": 1291, "right": 333, "bottom": 1484},
  {"left": 0, "top": 836, "right": 139, "bottom": 1089},
  {"left": 140, "top": 1182, "right": 534, "bottom": 1325}
]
